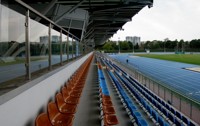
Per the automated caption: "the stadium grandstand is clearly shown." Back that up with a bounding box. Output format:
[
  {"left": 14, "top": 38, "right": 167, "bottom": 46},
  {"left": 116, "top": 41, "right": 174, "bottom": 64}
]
[{"left": 1, "top": 0, "right": 200, "bottom": 126}]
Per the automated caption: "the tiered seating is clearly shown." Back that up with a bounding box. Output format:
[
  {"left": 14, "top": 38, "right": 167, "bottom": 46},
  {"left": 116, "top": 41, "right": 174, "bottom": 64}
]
[
  {"left": 107, "top": 70, "right": 148, "bottom": 126},
  {"left": 127, "top": 75, "right": 197, "bottom": 126},
  {"left": 97, "top": 62, "right": 119, "bottom": 126},
  {"left": 114, "top": 71, "right": 170, "bottom": 126},
  {"left": 104, "top": 58, "right": 197, "bottom": 126},
  {"left": 35, "top": 54, "right": 93, "bottom": 126}
]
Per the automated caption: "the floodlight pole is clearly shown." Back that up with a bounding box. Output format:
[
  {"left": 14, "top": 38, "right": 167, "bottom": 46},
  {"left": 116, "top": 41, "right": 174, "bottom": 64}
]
[{"left": 118, "top": 37, "right": 120, "bottom": 53}]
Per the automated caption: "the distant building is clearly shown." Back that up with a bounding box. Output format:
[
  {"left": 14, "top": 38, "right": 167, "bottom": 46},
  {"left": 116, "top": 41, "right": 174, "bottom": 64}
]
[
  {"left": 126, "top": 36, "right": 141, "bottom": 45},
  {"left": 40, "top": 35, "right": 60, "bottom": 45}
]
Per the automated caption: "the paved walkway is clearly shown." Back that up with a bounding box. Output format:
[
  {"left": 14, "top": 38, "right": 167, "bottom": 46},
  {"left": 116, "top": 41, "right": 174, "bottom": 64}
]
[{"left": 73, "top": 58, "right": 101, "bottom": 126}]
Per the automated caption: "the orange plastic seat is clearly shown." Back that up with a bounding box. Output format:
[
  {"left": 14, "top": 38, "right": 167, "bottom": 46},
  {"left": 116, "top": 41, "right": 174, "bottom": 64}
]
[
  {"left": 102, "top": 95, "right": 111, "bottom": 100},
  {"left": 103, "top": 106, "right": 116, "bottom": 115},
  {"left": 48, "top": 102, "right": 74, "bottom": 126},
  {"left": 67, "top": 86, "right": 83, "bottom": 93},
  {"left": 64, "top": 96, "right": 79, "bottom": 105},
  {"left": 104, "top": 114, "right": 119, "bottom": 126},
  {"left": 69, "top": 91, "right": 81, "bottom": 98},
  {"left": 102, "top": 99, "right": 113, "bottom": 106},
  {"left": 35, "top": 113, "right": 52, "bottom": 126},
  {"left": 62, "top": 87, "right": 81, "bottom": 99},
  {"left": 56, "top": 93, "right": 77, "bottom": 114}
]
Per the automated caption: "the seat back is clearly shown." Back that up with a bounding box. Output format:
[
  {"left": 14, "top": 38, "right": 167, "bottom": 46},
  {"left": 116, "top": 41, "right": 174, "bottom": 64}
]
[
  {"left": 35, "top": 113, "right": 51, "bottom": 126},
  {"left": 61, "top": 87, "right": 69, "bottom": 100},
  {"left": 56, "top": 93, "right": 65, "bottom": 109},
  {"left": 47, "top": 102, "right": 59, "bottom": 125}
]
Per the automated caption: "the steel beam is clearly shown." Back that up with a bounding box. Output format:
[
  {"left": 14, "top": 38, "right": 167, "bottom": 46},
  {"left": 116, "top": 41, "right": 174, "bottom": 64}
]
[
  {"left": 91, "top": 16, "right": 131, "bottom": 22},
  {"left": 35, "top": 0, "right": 57, "bottom": 21},
  {"left": 15, "top": 0, "right": 80, "bottom": 40},
  {"left": 94, "top": 27, "right": 121, "bottom": 30},
  {"left": 55, "top": 0, "right": 86, "bottom": 23}
]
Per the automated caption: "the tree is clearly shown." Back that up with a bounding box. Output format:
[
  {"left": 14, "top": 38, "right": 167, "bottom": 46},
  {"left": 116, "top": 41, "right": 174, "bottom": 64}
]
[{"left": 134, "top": 43, "right": 139, "bottom": 49}]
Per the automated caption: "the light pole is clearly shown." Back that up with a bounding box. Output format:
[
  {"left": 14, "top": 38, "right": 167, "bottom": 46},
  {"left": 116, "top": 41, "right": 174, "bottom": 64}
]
[
  {"left": 132, "top": 42, "right": 134, "bottom": 53},
  {"left": 164, "top": 38, "right": 168, "bottom": 52},
  {"left": 118, "top": 37, "right": 120, "bottom": 54}
]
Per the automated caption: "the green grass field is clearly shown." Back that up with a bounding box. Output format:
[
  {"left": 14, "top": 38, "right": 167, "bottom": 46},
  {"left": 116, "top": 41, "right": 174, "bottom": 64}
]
[
  {"left": 135, "top": 54, "right": 200, "bottom": 65},
  {"left": 0, "top": 57, "right": 47, "bottom": 66}
]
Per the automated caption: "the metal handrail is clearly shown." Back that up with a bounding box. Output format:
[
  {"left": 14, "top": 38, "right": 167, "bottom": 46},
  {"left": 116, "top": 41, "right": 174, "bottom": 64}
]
[{"left": 15, "top": 0, "right": 80, "bottom": 41}]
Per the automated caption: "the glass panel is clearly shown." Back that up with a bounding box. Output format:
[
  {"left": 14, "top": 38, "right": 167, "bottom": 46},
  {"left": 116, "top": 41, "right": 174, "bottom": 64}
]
[
  {"left": 75, "top": 40, "right": 78, "bottom": 57},
  {"left": 69, "top": 37, "right": 73, "bottom": 60},
  {"left": 62, "top": 34, "right": 67, "bottom": 62},
  {"left": 29, "top": 14, "right": 48, "bottom": 72},
  {"left": 0, "top": 4, "right": 25, "bottom": 86},
  {"left": 51, "top": 28, "right": 61, "bottom": 67}
]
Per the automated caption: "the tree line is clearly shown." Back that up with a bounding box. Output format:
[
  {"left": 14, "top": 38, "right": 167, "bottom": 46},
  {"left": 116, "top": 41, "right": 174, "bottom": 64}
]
[{"left": 97, "top": 39, "right": 200, "bottom": 53}]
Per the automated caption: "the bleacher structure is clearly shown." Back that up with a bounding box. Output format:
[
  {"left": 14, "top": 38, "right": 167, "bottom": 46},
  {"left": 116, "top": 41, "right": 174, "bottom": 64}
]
[
  {"left": 35, "top": 54, "right": 93, "bottom": 126},
  {"left": 34, "top": 52, "right": 198, "bottom": 125},
  {"left": 96, "top": 53, "right": 198, "bottom": 126}
]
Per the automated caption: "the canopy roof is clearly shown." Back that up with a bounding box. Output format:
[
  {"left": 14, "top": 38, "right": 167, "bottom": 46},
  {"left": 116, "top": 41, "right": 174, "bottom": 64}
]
[{"left": 5, "top": 0, "right": 153, "bottom": 47}]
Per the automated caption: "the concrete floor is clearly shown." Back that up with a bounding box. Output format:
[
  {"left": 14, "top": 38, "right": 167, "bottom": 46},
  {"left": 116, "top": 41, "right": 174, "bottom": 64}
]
[
  {"left": 73, "top": 58, "right": 101, "bottom": 126},
  {"left": 73, "top": 56, "right": 155, "bottom": 126}
]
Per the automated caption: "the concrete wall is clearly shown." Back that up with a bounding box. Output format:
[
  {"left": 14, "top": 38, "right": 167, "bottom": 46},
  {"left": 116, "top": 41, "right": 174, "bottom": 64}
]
[{"left": 0, "top": 52, "right": 92, "bottom": 126}]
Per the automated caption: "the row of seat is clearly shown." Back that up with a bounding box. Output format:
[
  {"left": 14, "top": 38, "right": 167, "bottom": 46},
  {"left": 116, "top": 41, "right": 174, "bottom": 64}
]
[
  {"left": 111, "top": 59, "right": 197, "bottom": 126},
  {"left": 105, "top": 58, "right": 197, "bottom": 126},
  {"left": 114, "top": 70, "right": 171, "bottom": 126},
  {"left": 97, "top": 61, "right": 119, "bottom": 126},
  {"left": 106, "top": 67, "right": 148, "bottom": 126},
  {"left": 35, "top": 54, "right": 93, "bottom": 126},
  {"left": 106, "top": 59, "right": 181, "bottom": 125},
  {"left": 127, "top": 75, "right": 197, "bottom": 126}
]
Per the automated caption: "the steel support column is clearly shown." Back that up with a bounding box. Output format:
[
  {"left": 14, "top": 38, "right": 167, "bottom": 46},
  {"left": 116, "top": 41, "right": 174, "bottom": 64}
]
[
  {"left": 72, "top": 37, "right": 74, "bottom": 59},
  {"left": 25, "top": 10, "right": 31, "bottom": 80},
  {"left": 60, "top": 30, "right": 62, "bottom": 65},
  {"left": 48, "top": 23, "right": 52, "bottom": 70},
  {"left": 76, "top": 40, "right": 79, "bottom": 57},
  {"left": 67, "top": 34, "right": 69, "bottom": 61}
]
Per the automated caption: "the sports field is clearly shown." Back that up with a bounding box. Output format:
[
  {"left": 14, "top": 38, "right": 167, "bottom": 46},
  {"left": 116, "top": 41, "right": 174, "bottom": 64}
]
[{"left": 135, "top": 54, "right": 200, "bottom": 65}]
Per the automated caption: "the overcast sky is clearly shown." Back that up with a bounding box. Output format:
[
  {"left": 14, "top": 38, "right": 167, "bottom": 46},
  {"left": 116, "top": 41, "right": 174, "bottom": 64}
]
[{"left": 111, "top": 0, "right": 200, "bottom": 41}]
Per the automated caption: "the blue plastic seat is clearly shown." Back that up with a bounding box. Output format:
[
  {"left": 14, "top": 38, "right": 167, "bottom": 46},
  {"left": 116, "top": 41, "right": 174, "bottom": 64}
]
[
  {"left": 142, "top": 100, "right": 147, "bottom": 108},
  {"left": 146, "top": 105, "right": 152, "bottom": 115},
  {"left": 164, "top": 122, "right": 170, "bottom": 126},
  {"left": 158, "top": 98, "right": 161, "bottom": 104},
  {"left": 162, "top": 108, "right": 168, "bottom": 117},
  {"left": 168, "top": 113, "right": 175, "bottom": 122},
  {"left": 152, "top": 110, "right": 158, "bottom": 121},
  {"left": 134, "top": 112, "right": 142, "bottom": 124},
  {"left": 152, "top": 99, "right": 157, "bottom": 107},
  {"left": 170, "top": 108, "right": 176, "bottom": 115},
  {"left": 133, "top": 111, "right": 142, "bottom": 118},
  {"left": 138, "top": 118, "right": 148, "bottom": 126},
  {"left": 161, "top": 101, "right": 166, "bottom": 106},
  {"left": 157, "top": 104, "right": 162, "bottom": 111},
  {"left": 182, "top": 116, "right": 189, "bottom": 125},
  {"left": 157, "top": 116, "right": 164, "bottom": 126},
  {"left": 176, "top": 112, "right": 182, "bottom": 119},
  {"left": 189, "top": 121, "right": 196, "bottom": 126},
  {"left": 174, "top": 118, "right": 182, "bottom": 126},
  {"left": 166, "top": 104, "right": 171, "bottom": 111}
]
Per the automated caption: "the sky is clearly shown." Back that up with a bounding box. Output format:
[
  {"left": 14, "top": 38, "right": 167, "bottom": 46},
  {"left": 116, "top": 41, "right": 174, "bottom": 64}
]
[{"left": 111, "top": 0, "right": 200, "bottom": 42}]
